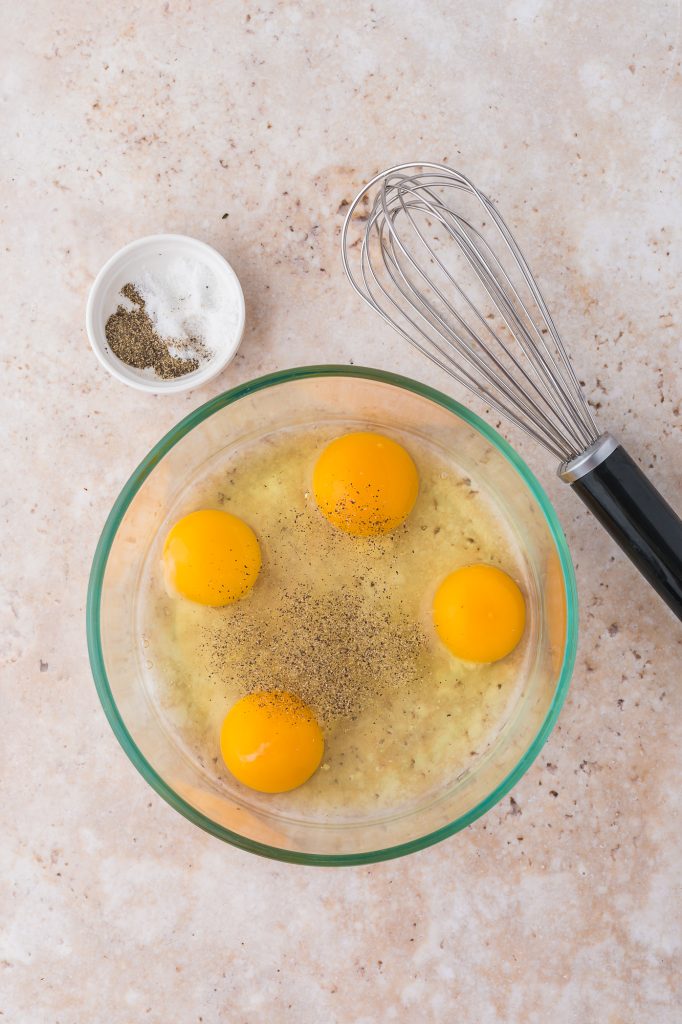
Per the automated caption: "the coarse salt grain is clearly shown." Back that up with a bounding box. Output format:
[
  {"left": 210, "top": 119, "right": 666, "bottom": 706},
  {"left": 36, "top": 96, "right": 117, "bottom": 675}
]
[{"left": 133, "top": 257, "right": 240, "bottom": 356}]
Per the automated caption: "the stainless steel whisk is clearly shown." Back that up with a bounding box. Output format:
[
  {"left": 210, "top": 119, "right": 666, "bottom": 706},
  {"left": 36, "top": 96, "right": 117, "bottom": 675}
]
[{"left": 341, "top": 162, "right": 682, "bottom": 619}]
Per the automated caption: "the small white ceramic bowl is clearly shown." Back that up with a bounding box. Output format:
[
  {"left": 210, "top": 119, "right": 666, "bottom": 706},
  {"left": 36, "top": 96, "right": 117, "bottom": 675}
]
[{"left": 86, "top": 234, "right": 246, "bottom": 394}]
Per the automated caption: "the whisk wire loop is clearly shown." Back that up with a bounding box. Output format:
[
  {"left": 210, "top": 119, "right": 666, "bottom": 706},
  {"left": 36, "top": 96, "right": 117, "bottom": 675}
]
[
  {"left": 342, "top": 163, "right": 601, "bottom": 462},
  {"left": 382, "top": 187, "right": 584, "bottom": 455}
]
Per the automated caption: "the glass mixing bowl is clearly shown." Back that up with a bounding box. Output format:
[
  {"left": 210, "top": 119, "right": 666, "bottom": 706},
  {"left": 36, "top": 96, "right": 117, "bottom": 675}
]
[{"left": 87, "top": 367, "right": 577, "bottom": 865}]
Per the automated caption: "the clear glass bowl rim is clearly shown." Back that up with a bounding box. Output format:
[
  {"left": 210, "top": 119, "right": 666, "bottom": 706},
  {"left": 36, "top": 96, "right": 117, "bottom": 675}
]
[{"left": 86, "top": 365, "right": 578, "bottom": 866}]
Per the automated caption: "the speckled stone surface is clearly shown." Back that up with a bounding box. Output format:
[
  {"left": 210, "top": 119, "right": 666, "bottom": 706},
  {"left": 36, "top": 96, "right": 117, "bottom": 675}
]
[{"left": 2, "top": 2, "right": 681, "bottom": 1021}]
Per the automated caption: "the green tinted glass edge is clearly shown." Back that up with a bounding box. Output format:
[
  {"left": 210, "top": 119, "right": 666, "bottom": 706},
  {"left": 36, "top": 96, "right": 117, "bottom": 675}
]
[{"left": 86, "top": 365, "right": 578, "bottom": 866}]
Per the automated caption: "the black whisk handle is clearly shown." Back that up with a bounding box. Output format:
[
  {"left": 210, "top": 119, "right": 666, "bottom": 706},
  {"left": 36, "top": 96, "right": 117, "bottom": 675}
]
[{"left": 563, "top": 440, "right": 682, "bottom": 620}]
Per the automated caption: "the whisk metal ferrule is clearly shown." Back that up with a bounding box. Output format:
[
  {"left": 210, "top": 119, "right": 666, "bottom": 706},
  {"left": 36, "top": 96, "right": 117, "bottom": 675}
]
[{"left": 558, "top": 434, "right": 619, "bottom": 483}]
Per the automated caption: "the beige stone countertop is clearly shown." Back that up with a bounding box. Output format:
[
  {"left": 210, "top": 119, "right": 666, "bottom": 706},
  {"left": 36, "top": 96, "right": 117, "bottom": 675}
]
[{"left": 2, "top": 2, "right": 681, "bottom": 1021}]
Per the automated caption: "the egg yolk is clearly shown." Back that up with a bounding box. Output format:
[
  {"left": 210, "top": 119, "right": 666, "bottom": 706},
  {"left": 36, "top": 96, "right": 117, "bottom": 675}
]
[
  {"left": 220, "top": 692, "right": 324, "bottom": 793},
  {"left": 163, "top": 509, "right": 261, "bottom": 607},
  {"left": 433, "top": 564, "right": 526, "bottom": 663},
  {"left": 313, "top": 431, "right": 419, "bottom": 536}
]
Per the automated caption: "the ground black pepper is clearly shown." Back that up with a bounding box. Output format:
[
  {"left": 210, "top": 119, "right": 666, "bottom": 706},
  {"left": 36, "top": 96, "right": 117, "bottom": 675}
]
[
  {"left": 201, "top": 517, "right": 429, "bottom": 726},
  {"left": 105, "top": 283, "right": 208, "bottom": 380}
]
